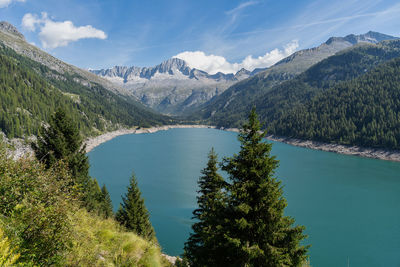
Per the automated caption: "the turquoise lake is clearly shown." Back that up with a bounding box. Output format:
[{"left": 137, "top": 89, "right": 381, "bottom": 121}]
[{"left": 88, "top": 128, "right": 400, "bottom": 266}]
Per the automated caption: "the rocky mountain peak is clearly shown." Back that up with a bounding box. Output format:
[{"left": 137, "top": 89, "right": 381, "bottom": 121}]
[
  {"left": 325, "top": 31, "right": 397, "bottom": 45},
  {"left": 235, "top": 68, "right": 251, "bottom": 76},
  {"left": 0, "top": 21, "right": 25, "bottom": 40}
]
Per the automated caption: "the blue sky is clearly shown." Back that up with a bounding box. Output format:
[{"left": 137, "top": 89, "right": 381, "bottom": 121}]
[{"left": 1, "top": 0, "right": 399, "bottom": 73}]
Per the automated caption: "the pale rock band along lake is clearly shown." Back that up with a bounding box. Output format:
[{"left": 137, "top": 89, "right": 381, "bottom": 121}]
[{"left": 88, "top": 128, "right": 400, "bottom": 267}]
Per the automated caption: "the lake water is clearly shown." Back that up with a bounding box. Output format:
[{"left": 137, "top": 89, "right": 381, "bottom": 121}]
[{"left": 88, "top": 128, "right": 400, "bottom": 267}]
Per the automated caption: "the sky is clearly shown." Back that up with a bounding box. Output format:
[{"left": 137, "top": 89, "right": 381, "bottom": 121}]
[{"left": 0, "top": 0, "right": 399, "bottom": 74}]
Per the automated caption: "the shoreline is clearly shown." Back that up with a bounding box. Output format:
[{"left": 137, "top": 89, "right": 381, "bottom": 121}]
[
  {"left": 265, "top": 135, "right": 400, "bottom": 162},
  {"left": 85, "top": 125, "right": 400, "bottom": 162},
  {"left": 85, "top": 125, "right": 216, "bottom": 153}
]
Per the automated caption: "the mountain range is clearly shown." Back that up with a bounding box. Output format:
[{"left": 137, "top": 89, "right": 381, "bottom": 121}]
[
  {"left": 193, "top": 34, "right": 400, "bottom": 149},
  {"left": 91, "top": 31, "right": 396, "bottom": 115},
  {"left": 90, "top": 58, "right": 264, "bottom": 114},
  {"left": 190, "top": 31, "right": 398, "bottom": 121},
  {"left": 1, "top": 20, "right": 400, "bottom": 151}
]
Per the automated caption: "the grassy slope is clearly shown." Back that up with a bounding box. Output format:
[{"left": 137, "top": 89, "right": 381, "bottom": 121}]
[{"left": 0, "top": 142, "right": 172, "bottom": 266}]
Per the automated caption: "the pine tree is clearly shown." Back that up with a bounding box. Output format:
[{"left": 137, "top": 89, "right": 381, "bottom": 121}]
[
  {"left": 116, "top": 173, "right": 155, "bottom": 241},
  {"left": 100, "top": 185, "right": 113, "bottom": 219},
  {"left": 32, "top": 108, "right": 99, "bottom": 212},
  {"left": 221, "top": 108, "right": 309, "bottom": 266},
  {"left": 32, "top": 108, "right": 89, "bottom": 181},
  {"left": 84, "top": 178, "right": 103, "bottom": 213},
  {"left": 184, "top": 148, "right": 228, "bottom": 267}
]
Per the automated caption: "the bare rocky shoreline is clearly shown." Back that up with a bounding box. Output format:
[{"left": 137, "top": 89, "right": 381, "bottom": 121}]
[
  {"left": 265, "top": 135, "right": 400, "bottom": 162},
  {"left": 85, "top": 125, "right": 216, "bottom": 153},
  {"left": 6, "top": 125, "right": 400, "bottom": 162},
  {"left": 85, "top": 125, "right": 400, "bottom": 162}
]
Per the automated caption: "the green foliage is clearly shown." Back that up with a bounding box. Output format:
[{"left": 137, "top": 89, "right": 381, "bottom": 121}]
[
  {"left": 0, "top": 44, "right": 171, "bottom": 139},
  {"left": 100, "top": 184, "right": 114, "bottom": 219},
  {"left": 220, "top": 109, "right": 309, "bottom": 266},
  {"left": 32, "top": 109, "right": 113, "bottom": 217},
  {"left": 116, "top": 173, "right": 156, "bottom": 241},
  {"left": 0, "top": 226, "right": 20, "bottom": 266},
  {"left": 269, "top": 57, "right": 400, "bottom": 149},
  {"left": 196, "top": 40, "right": 400, "bottom": 150},
  {"left": 32, "top": 108, "right": 88, "bottom": 177},
  {"left": 66, "top": 209, "right": 170, "bottom": 267},
  {"left": 184, "top": 110, "right": 309, "bottom": 266},
  {"left": 0, "top": 141, "right": 169, "bottom": 266},
  {"left": 184, "top": 148, "right": 228, "bottom": 267},
  {"left": 0, "top": 143, "right": 78, "bottom": 265}
]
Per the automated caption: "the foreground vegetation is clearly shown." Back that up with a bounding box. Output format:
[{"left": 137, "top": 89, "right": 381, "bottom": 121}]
[
  {"left": 0, "top": 108, "right": 171, "bottom": 266},
  {"left": 0, "top": 143, "right": 170, "bottom": 266},
  {"left": 182, "top": 109, "right": 309, "bottom": 266},
  {"left": 1, "top": 106, "right": 310, "bottom": 266}
]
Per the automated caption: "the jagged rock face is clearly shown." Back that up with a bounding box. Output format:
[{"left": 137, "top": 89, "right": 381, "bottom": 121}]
[
  {"left": 257, "top": 31, "right": 398, "bottom": 81},
  {"left": 0, "top": 21, "right": 25, "bottom": 40},
  {"left": 91, "top": 58, "right": 259, "bottom": 114},
  {"left": 92, "top": 31, "right": 398, "bottom": 116},
  {"left": 325, "top": 31, "right": 397, "bottom": 45}
]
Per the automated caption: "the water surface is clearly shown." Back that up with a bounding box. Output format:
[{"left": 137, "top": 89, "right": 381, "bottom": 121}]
[{"left": 88, "top": 128, "right": 400, "bottom": 266}]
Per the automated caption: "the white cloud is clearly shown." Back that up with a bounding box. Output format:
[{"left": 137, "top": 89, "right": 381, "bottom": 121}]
[
  {"left": 21, "top": 12, "right": 107, "bottom": 49},
  {"left": 174, "top": 40, "right": 299, "bottom": 74},
  {"left": 22, "top": 12, "right": 42, "bottom": 31},
  {"left": 0, "top": 0, "right": 25, "bottom": 8}
]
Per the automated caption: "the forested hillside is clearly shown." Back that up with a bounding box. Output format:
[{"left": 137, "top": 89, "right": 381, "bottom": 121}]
[
  {"left": 200, "top": 40, "right": 400, "bottom": 128},
  {"left": 0, "top": 45, "right": 171, "bottom": 138},
  {"left": 190, "top": 32, "right": 398, "bottom": 124},
  {"left": 196, "top": 40, "right": 400, "bottom": 150},
  {"left": 269, "top": 57, "right": 400, "bottom": 149}
]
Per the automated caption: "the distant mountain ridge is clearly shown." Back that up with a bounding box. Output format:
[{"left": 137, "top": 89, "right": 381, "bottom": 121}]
[
  {"left": 324, "top": 31, "right": 396, "bottom": 45},
  {"left": 0, "top": 21, "right": 25, "bottom": 40},
  {"left": 90, "top": 58, "right": 265, "bottom": 114},
  {"left": 91, "top": 31, "right": 397, "bottom": 115},
  {"left": 190, "top": 31, "right": 399, "bottom": 122},
  {"left": 91, "top": 58, "right": 260, "bottom": 84},
  {"left": 192, "top": 36, "right": 400, "bottom": 150}
]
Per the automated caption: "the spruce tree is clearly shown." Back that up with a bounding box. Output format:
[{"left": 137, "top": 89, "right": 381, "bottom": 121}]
[
  {"left": 221, "top": 108, "right": 309, "bottom": 266},
  {"left": 116, "top": 173, "right": 155, "bottom": 241},
  {"left": 32, "top": 108, "right": 100, "bottom": 212},
  {"left": 184, "top": 148, "right": 228, "bottom": 267},
  {"left": 32, "top": 108, "right": 89, "bottom": 182},
  {"left": 100, "top": 184, "right": 114, "bottom": 218}
]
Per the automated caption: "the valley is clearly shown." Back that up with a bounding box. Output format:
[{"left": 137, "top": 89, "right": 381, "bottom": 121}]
[{"left": 1, "top": 1, "right": 400, "bottom": 264}]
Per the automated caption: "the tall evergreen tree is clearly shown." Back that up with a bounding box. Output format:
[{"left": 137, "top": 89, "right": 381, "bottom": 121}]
[
  {"left": 31, "top": 108, "right": 104, "bottom": 212},
  {"left": 116, "top": 173, "right": 155, "bottom": 241},
  {"left": 184, "top": 148, "right": 228, "bottom": 267},
  {"left": 220, "top": 108, "right": 309, "bottom": 266},
  {"left": 32, "top": 108, "right": 89, "bottom": 182},
  {"left": 100, "top": 185, "right": 114, "bottom": 219}
]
